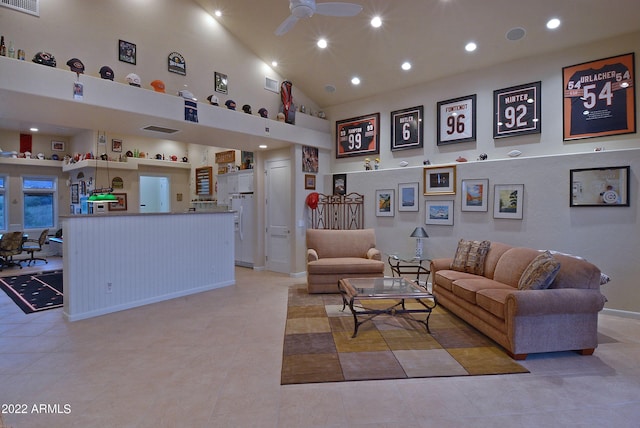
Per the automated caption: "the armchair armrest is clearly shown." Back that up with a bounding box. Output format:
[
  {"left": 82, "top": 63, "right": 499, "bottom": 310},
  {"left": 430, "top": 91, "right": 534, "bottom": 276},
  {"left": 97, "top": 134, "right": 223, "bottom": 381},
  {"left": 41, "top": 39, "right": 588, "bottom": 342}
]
[
  {"left": 430, "top": 258, "right": 453, "bottom": 274},
  {"left": 506, "top": 288, "right": 606, "bottom": 317},
  {"left": 307, "top": 248, "right": 318, "bottom": 262},
  {"left": 366, "top": 248, "right": 381, "bottom": 261}
]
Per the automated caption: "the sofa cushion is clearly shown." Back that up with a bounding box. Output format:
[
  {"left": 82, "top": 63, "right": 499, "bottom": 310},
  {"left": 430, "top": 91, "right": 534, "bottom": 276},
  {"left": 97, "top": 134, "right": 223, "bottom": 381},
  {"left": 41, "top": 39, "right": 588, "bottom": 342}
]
[
  {"left": 518, "top": 251, "right": 561, "bottom": 290},
  {"left": 450, "top": 239, "right": 491, "bottom": 275},
  {"left": 493, "top": 247, "right": 540, "bottom": 288},
  {"left": 307, "top": 257, "right": 384, "bottom": 275},
  {"left": 451, "top": 277, "right": 513, "bottom": 305},
  {"left": 433, "top": 269, "right": 480, "bottom": 292},
  {"left": 476, "top": 288, "right": 514, "bottom": 320}
]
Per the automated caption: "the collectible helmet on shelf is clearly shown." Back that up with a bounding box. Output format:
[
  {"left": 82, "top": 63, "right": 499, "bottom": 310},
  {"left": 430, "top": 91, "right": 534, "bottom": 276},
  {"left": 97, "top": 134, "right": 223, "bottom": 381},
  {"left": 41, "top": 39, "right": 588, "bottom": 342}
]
[
  {"left": 306, "top": 192, "right": 319, "bottom": 210},
  {"left": 66, "top": 58, "right": 85, "bottom": 74},
  {"left": 32, "top": 51, "right": 56, "bottom": 67},
  {"left": 126, "top": 73, "right": 141, "bottom": 87},
  {"left": 99, "top": 65, "right": 114, "bottom": 80},
  {"left": 150, "top": 80, "right": 166, "bottom": 93}
]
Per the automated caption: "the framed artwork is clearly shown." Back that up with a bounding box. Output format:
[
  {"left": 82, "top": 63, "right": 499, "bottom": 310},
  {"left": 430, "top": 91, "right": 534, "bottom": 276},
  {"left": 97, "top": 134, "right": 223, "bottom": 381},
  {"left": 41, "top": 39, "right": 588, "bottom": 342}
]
[
  {"left": 304, "top": 174, "right": 316, "bottom": 190},
  {"left": 111, "top": 139, "right": 122, "bottom": 152},
  {"left": 168, "top": 52, "right": 186, "bottom": 76},
  {"left": 424, "top": 165, "right": 456, "bottom": 195},
  {"left": 241, "top": 151, "right": 254, "bottom": 169},
  {"left": 108, "top": 193, "right": 128, "bottom": 211},
  {"left": 570, "top": 166, "right": 630, "bottom": 207},
  {"left": 563, "top": 53, "right": 635, "bottom": 141},
  {"left": 302, "top": 146, "right": 319, "bottom": 173},
  {"left": 118, "top": 40, "right": 136, "bottom": 65},
  {"left": 375, "top": 189, "right": 395, "bottom": 217},
  {"left": 437, "top": 94, "right": 476, "bottom": 145},
  {"left": 336, "top": 113, "right": 380, "bottom": 158},
  {"left": 493, "top": 184, "right": 524, "bottom": 219},
  {"left": 214, "top": 71, "right": 228, "bottom": 94},
  {"left": 333, "top": 174, "right": 346, "bottom": 195},
  {"left": 425, "top": 200, "right": 454, "bottom": 226},
  {"left": 493, "top": 81, "right": 542, "bottom": 138},
  {"left": 51, "top": 140, "right": 65, "bottom": 151},
  {"left": 461, "top": 179, "right": 489, "bottom": 212},
  {"left": 390, "top": 106, "right": 424, "bottom": 151},
  {"left": 70, "top": 184, "right": 79, "bottom": 204},
  {"left": 398, "top": 182, "right": 419, "bottom": 212}
]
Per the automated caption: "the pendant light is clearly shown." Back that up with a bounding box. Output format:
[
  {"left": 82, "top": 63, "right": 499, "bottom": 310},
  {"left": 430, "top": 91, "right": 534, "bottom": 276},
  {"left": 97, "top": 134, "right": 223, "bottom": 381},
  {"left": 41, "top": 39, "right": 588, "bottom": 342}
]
[{"left": 87, "top": 131, "right": 118, "bottom": 203}]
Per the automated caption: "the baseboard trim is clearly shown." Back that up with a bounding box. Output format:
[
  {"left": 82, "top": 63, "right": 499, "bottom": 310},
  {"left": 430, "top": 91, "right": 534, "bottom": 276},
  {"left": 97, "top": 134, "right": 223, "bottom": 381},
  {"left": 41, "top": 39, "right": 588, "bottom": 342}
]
[
  {"left": 602, "top": 308, "right": 640, "bottom": 320},
  {"left": 290, "top": 271, "right": 306, "bottom": 278}
]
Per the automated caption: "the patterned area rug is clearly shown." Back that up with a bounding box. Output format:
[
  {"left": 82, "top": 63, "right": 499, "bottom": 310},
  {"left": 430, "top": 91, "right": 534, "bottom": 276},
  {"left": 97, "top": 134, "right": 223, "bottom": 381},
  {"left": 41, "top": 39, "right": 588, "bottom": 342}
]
[
  {"left": 281, "top": 284, "right": 528, "bottom": 385},
  {"left": 0, "top": 271, "right": 63, "bottom": 314}
]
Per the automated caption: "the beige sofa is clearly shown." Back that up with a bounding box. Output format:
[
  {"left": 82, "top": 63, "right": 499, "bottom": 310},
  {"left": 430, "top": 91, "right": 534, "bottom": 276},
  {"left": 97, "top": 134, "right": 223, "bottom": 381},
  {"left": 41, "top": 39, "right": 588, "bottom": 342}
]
[
  {"left": 430, "top": 240, "right": 607, "bottom": 360},
  {"left": 306, "top": 228, "right": 385, "bottom": 294}
]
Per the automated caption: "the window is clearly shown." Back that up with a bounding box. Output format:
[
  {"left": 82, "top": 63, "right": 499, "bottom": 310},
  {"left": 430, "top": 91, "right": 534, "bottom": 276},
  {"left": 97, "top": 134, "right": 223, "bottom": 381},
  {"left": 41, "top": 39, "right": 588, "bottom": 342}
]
[
  {"left": 23, "top": 176, "right": 57, "bottom": 230},
  {"left": 0, "top": 176, "right": 5, "bottom": 230}
]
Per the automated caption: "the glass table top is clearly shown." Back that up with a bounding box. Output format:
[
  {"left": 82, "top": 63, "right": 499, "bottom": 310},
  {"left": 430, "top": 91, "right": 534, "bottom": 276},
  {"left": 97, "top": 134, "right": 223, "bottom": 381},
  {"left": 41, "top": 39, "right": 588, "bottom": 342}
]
[{"left": 343, "top": 277, "right": 431, "bottom": 299}]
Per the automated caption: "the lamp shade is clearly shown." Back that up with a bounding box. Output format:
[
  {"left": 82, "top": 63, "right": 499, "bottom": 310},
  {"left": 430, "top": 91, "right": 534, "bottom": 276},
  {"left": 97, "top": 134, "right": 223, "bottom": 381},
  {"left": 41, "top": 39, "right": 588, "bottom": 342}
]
[{"left": 410, "top": 227, "right": 429, "bottom": 238}]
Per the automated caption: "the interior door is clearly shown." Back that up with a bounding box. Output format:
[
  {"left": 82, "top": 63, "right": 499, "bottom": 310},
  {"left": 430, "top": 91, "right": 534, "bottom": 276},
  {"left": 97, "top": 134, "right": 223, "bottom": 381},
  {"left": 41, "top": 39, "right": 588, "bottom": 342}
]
[
  {"left": 265, "top": 159, "right": 291, "bottom": 273},
  {"left": 139, "top": 175, "right": 170, "bottom": 213}
]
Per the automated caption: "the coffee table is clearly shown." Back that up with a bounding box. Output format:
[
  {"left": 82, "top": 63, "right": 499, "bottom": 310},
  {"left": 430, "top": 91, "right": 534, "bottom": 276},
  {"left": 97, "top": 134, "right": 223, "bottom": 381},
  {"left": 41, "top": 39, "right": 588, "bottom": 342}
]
[{"left": 338, "top": 277, "right": 437, "bottom": 338}]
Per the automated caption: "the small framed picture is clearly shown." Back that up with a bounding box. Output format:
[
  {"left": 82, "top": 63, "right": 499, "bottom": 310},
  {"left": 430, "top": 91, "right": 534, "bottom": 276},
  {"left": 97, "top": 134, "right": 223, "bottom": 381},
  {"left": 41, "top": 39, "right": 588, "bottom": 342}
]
[
  {"left": 118, "top": 40, "right": 136, "bottom": 65},
  {"left": 304, "top": 174, "right": 316, "bottom": 190},
  {"left": 108, "top": 193, "right": 128, "bottom": 211},
  {"left": 51, "top": 140, "right": 65, "bottom": 151},
  {"left": 215, "top": 71, "right": 228, "bottom": 94},
  {"left": 70, "top": 184, "right": 79, "bottom": 204},
  {"left": 391, "top": 106, "right": 424, "bottom": 151},
  {"left": 570, "top": 166, "right": 630, "bottom": 207},
  {"left": 437, "top": 94, "right": 476, "bottom": 145},
  {"left": 375, "top": 189, "right": 395, "bottom": 217},
  {"left": 398, "top": 182, "right": 419, "bottom": 212},
  {"left": 424, "top": 165, "right": 456, "bottom": 195},
  {"left": 494, "top": 184, "right": 524, "bottom": 219},
  {"left": 333, "top": 173, "right": 346, "bottom": 195},
  {"left": 461, "top": 179, "right": 489, "bottom": 212},
  {"left": 302, "top": 146, "right": 319, "bottom": 173},
  {"left": 425, "top": 200, "right": 454, "bottom": 226},
  {"left": 111, "top": 139, "right": 123, "bottom": 153}
]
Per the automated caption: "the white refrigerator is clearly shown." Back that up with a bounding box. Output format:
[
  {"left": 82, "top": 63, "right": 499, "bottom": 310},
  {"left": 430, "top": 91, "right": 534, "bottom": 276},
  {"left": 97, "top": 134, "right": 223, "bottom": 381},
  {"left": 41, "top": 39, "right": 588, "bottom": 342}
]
[{"left": 231, "top": 193, "right": 254, "bottom": 267}]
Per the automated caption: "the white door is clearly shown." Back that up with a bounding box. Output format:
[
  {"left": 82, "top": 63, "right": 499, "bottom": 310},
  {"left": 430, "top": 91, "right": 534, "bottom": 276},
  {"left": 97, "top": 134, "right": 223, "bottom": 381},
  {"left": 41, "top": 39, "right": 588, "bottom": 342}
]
[
  {"left": 139, "top": 175, "right": 170, "bottom": 213},
  {"left": 266, "top": 159, "right": 291, "bottom": 273}
]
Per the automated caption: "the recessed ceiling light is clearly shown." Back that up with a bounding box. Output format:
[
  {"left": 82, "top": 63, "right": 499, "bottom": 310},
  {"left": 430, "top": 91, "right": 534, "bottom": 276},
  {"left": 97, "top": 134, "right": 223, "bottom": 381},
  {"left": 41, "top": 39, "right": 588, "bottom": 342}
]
[
  {"left": 271, "top": 60, "right": 278, "bottom": 67},
  {"left": 259, "top": 144, "right": 267, "bottom": 149},
  {"left": 351, "top": 77, "right": 361, "bottom": 85},
  {"left": 401, "top": 62, "right": 411, "bottom": 71},
  {"left": 29, "top": 127, "right": 38, "bottom": 132},
  {"left": 546, "top": 18, "right": 561, "bottom": 29},
  {"left": 465, "top": 42, "right": 477, "bottom": 52},
  {"left": 371, "top": 16, "right": 382, "bottom": 28},
  {"left": 214, "top": 10, "right": 222, "bottom": 17},
  {"left": 317, "top": 38, "right": 328, "bottom": 49}
]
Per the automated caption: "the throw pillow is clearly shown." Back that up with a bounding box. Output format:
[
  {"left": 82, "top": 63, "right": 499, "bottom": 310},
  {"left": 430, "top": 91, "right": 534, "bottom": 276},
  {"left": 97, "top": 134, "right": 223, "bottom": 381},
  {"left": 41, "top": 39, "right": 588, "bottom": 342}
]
[
  {"left": 518, "top": 250, "right": 561, "bottom": 290},
  {"left": 450, "top": 239, "right": 491, "bottom": 275}
]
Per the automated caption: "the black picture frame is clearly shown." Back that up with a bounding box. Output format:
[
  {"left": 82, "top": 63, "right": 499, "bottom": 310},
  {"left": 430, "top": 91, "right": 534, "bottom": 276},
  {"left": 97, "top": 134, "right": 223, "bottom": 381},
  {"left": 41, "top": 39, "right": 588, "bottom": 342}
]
[
  {"left": 168, "top": 52, "right": 186, "bottom": 76},
  {"left": 70, "top": 184, "right": 79, "bottom": 204},
  {"left": 118, "top": 40, "right": 136, "bottom": 65},
  {"left": 493, "top": 81, "right": 542, "bottom": 139},
  {"left": 215, "top": 71, "right": 228, "bottom": 94},
  {"left": 437, "top": 94, "right": 476, "bottom": 145},
  {"left": 390, "top": 106, "right": 424, "bottom": 151},
  {"left": 333, "top": 174, "right": 347, "bottom": 195},
  {"left": 570, "top": 166, "right": 630, "bottom": 207},
  {"left": 336, "top": 113, "right": 380, "bottom": 158}
]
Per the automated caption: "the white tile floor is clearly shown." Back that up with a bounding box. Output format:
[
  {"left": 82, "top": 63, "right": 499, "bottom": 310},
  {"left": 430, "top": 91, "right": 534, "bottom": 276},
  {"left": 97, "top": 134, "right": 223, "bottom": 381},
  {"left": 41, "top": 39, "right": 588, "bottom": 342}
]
[{"left": 1, "top": 259, "right": 639, "bottom": 427}]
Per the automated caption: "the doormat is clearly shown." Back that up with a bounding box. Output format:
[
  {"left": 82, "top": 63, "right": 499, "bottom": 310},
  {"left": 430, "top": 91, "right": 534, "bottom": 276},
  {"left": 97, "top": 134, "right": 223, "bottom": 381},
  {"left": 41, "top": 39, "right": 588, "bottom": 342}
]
[
  {"left": 0, "top": 271, "right": 63, "bottom": 314},
  {"left": 281, "top": 284, "right": 529, "bottom": 385}
]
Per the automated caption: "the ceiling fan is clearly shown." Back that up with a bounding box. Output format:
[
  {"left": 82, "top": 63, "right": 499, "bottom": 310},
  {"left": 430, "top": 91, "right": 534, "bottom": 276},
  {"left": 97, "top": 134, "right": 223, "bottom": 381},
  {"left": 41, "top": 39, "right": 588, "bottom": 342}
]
[{"left": 275, "top": 0, "right": 363, "bottom": 36}]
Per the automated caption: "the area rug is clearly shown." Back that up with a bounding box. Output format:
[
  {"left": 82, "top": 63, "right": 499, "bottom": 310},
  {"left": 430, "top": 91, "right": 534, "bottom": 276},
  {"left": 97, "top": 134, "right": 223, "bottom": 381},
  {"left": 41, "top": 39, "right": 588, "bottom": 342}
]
[
  {"left": 281, "top": 284, "right": 529, "bottom": 385},
  {"left": 0, "top": 271, "right": 63, "bottom": 314}
]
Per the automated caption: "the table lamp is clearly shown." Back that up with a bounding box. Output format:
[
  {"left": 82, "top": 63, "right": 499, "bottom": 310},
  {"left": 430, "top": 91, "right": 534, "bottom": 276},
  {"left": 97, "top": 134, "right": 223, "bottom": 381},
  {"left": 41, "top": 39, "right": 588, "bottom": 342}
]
[{"left": 410, "top": 227, "right": 429, "bottom": 258}]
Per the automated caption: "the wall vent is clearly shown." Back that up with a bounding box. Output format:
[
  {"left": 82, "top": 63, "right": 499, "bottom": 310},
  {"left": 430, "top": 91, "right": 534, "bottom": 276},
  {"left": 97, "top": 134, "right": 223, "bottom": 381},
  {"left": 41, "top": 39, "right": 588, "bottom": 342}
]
[
  {"left": 264, "top": 77, "right": 279, "bottom": 93},
  {"left": 142, "top": 125, "right": 180, "bottom": 134},
  {"left": 1, "top": 0, "right": 39, "bottom": 16}
]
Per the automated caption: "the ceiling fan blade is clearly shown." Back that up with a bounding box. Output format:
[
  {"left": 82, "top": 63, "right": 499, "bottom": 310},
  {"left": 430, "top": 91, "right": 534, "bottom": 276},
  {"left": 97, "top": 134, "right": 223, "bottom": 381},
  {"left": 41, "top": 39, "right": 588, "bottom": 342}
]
[
  {"left": 275, "top": 14, "right": 300, "bottom": 36},
  {"left": 315, "top": 2, "right": 363, "bottom": 17}
]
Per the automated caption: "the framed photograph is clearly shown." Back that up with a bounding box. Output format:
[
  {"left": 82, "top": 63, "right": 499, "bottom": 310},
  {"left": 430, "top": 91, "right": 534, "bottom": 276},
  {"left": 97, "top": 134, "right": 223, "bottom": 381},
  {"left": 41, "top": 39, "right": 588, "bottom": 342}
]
[
  {"left": 111, "top": 139, "right": 122, "bottom": 152},
  {"left": 424, "top": 165, "right": 456, "bottom": 195},
  {"left": 493, "top": 81, "right": 542, "bottom": 138},
  {"left": 333, "top": 174, "right": 347, "bottom": 195},
  {"left": 461, "top": 179, "right": 489, "bottom": 212},
  {"left": 375, "top": 189, "right": 395, "bottom": 217},
  {"left": 302, "top": 146, "right": 319, "bottom": 173},
  {"left": 70, "top": 184, "right": 79, "bottom": 204},
  {"left": 336, "top": 113, "right": 380, "bottom": 158},
  {"left": 304, "top": 174, "right": 316, "bottom": 190},
  {"left": 391, "top": 106, "right": 424, "bottom": 151},
  {"left": 108, "top": 193, "right": 128, "bottom": 211},
  {"left": 398, "top": 182, "right": 419, "bottom": 212},
  {"left": 494, "top": 184, "right": 524, "bottom": 219},
  {"left": 118, "top": 40, "right": 136, "bottom": 65},
  {"left": 570, "top": 166, "right": 630, "bottom": 207},
  {"left": 167, "top": 52, "right": 186, "bottom": 76},
  {"left": 425, "top": 200, "right": 454, "bottom": 226},
  {"left": 437, "top": 94, "right": 476, "bottom": 145},
  {"left": 51, "top": 140, "right": 65, "bottom": 151},
  {"left": 215, "top": 71, "right": 228, "bottom": 94},
  {"left": 563, "top": 53, "right": 635, "bottom": 141}
]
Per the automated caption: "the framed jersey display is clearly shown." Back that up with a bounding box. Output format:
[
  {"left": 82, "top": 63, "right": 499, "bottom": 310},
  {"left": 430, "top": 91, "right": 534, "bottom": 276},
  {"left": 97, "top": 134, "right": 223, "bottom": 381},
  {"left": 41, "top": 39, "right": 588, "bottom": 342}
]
[
  {"left": 563, "top": 53, "right": 635, "bottom": 141},
  {"left": 493, "top": 81, "right": 541, "bottom": 139},
  {"left": 390, "top": 106, "right": 423, "bottom": 151},
  {"left": 336, "top": 113, "right": 380, "bottom": 158},
  {"left": 437, "top": 95, "right": 476, "bottom": 145}
]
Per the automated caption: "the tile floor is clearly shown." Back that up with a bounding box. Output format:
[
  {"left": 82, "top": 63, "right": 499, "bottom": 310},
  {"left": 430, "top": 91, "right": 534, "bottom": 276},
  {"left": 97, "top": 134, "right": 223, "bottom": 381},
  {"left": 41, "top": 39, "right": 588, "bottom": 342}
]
[{"left": 0, "top": 258, "right": 639, "bottom": 427}]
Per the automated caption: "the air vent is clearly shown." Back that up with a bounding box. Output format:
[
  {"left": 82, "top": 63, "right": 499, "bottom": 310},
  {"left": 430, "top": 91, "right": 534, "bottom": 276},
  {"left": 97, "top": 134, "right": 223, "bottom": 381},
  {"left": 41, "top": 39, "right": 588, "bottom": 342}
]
[
  {"left": 1, "top": 0, "right": 39, "bottom": 16},
  {"left": 142, "top": 125, "right": 180, "bottom": 134},
  {"left": 264, "top": 77, "right": 279, "bottom": 93}
]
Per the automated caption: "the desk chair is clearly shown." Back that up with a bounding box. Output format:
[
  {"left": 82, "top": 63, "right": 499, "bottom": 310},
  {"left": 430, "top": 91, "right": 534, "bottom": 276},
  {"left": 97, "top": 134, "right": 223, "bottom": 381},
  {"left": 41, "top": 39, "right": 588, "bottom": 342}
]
[
  {"left": 0, "top": 231, "right": 25, "bottom": 271},
  {"left": 22, "top": 228, "right": 49, "bottom": 266}
]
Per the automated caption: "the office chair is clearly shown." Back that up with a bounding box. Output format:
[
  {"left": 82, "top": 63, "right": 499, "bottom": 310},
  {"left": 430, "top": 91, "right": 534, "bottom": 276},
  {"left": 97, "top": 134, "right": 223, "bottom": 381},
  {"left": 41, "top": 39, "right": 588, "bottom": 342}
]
[
  {"left": 0, "top": 231, "right": 25, "bottom": 271},
  {"left": 21, "top": 228, "right": 49, "bottom": 266}
]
